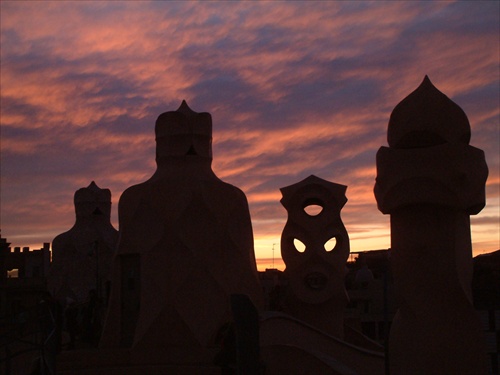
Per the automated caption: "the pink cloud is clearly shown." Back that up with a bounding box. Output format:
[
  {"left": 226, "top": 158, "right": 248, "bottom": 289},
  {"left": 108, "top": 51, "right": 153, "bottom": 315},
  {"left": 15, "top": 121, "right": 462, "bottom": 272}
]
[{"left": 1, "top": 1, "right": 498, "bottom": 256}]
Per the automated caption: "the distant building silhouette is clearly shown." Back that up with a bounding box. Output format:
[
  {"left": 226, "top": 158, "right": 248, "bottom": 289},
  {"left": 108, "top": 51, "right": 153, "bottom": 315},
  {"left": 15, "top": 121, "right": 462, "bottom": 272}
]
[
  {"left": 0, "top": 236, "right": 50, "bottom": 317},
  {"left": 473, "top": 249, "right": 500, "bottom": 373}
]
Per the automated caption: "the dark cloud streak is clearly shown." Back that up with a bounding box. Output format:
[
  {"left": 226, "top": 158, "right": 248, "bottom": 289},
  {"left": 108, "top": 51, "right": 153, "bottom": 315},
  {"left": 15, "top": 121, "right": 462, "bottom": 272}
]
[{"left": 1, "top": 1, "right": 498, "bottom": 260}]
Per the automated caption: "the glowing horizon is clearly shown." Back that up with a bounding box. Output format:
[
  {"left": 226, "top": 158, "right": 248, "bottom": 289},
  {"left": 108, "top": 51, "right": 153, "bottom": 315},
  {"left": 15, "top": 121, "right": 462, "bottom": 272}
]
[{"left": 1, "top": 1, "right": 499, "bottom": 266}]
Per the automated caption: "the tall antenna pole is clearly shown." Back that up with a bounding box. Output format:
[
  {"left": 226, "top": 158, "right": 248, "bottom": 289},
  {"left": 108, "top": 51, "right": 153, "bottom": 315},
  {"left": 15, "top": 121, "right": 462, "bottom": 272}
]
[{"left": 272, "top": 243, "right": 277, "bottom": 269}]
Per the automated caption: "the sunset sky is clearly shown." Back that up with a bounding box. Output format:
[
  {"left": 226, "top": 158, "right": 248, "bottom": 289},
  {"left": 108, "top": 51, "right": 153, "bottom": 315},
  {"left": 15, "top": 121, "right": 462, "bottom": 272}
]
[{"left": 1, "top": 1, "right": 498, "bottom": 270}]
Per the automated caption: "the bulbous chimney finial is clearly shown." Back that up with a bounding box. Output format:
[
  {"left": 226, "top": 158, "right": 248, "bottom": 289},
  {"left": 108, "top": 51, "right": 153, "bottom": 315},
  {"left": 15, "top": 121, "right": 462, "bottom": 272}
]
[{"left": 387, "top": 76, "right": 471, "bottom": 149}]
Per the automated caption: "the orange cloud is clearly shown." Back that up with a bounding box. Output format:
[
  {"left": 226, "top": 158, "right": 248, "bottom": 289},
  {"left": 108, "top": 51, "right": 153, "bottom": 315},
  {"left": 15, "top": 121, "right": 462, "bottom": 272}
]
[{"left": 1, "top": 1, "right": 498, "bottom": 257}]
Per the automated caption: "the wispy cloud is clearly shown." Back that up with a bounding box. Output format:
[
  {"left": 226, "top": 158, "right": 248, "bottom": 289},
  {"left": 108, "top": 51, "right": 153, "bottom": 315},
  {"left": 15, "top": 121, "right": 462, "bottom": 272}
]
[{"left": 1, "top": 1, "right": 498, "bottom": 261}]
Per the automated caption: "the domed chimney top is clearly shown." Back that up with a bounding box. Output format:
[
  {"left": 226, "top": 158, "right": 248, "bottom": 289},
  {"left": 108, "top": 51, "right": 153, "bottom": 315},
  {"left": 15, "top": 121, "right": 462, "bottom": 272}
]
[
  {"left": 74, "top": 181, "right": 111, "bottom": 203},
  {"left": 155, "top": 100, "right": 212, "bottom": 139},
  {"left": 387, "top": 76, "right": 471, "bottom": 149},
  {"left": 154, "top": 100, "right": 213, "bottom": 159}
]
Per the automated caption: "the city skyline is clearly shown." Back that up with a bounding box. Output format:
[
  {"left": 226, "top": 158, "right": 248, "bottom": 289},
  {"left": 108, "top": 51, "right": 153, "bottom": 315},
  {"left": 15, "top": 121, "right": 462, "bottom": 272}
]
[{"left": 1, "top": 1, "right": 499, "bottom": 269}]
